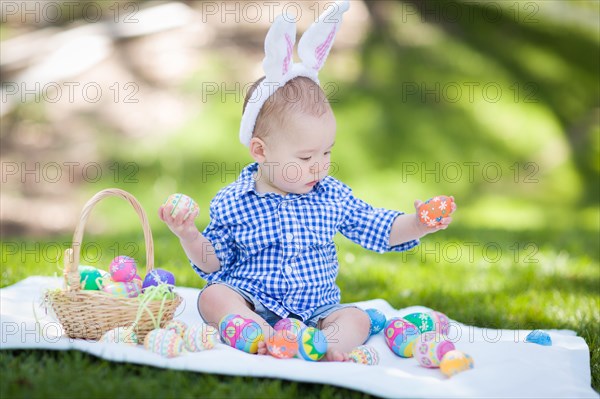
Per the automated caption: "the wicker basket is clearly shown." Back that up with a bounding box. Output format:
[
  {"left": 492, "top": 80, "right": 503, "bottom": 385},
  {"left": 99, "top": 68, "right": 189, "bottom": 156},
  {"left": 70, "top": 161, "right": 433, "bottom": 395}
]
[{"left": 47, "top": 188, "right": 182, "bottom": 341}]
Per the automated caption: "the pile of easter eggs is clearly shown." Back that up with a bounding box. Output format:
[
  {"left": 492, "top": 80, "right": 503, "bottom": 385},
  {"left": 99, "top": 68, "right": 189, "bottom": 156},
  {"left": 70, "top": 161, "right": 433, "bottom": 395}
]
[
  {"left": 102, "top": 255, "right": 143, "bottom": 298},
  {"left": 267, "top": 317, "right": 328, "bottom": 361},
  {"left": 99, "top": 319, "right": 220, "bottom": 358},
  {"left": 218, "top": 315, "right": 329, "bottom": 362},
  {"left": 143, "top": 320, "right": 220, "bottom": 358},
  {"left": 77, "top": 255, "right": 176, "bottom": 299},
  {"left": 364, "top": 307, "right": 474, "bottom": 377},
  {"left": 382, "top": 310, "right": 474, "bottom": 377}
]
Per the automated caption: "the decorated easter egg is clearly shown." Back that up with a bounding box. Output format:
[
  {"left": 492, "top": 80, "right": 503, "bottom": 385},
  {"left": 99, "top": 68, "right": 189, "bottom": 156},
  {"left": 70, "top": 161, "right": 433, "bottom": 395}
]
[
  {"left": 274, "top": 318, "right": 306, "bottom": 336},
  {"left": 109, "top": 255, "right": 137, "bottom": 283},
  {"left": 100, "top": 326, "right": 138, "bottom": 345},
  {"left": 164, "top": 320, "right": 188, "bottom": 337},
  {"left": 440, "top": 350, "right": 474, "bottom": 377},
  {"left": 267, "top": 330, "right": 298, "bottom": 359},
  {"left": 78, "top": 265, "right": 103, "bottom": 290},
  {"left": 164, "top": 193, "right": 199, "bottom": 220},
  {"left": 403, "top": 312, "right": 435, "bottom": 334},
  {"left": 525, "top": 330, "right": 552, "bottom": 346},
  {"left": 366, "top": 308, "right": 387, "bottom": 335},
  {"left": 219, "top": 315, "right": 263, "bottom": 354},
  {"left": 144, "top": 328, "right": 184, "bottom": 358},
  {"left": 184, "top": 323, "right": 219, "bottom": 352},
  {"left": 142, "top": 269, "right": 176, "bottom": 290},
  {"left": 297, "top": 327, "right": 327, "bottom": 361},
  {"left": 414, "top": 332, "right": 456, "bottom": 368},
  {"left": 101, "top": 278, "right": 142, "bottom": 298},
  {"left": 418, "top": 195, "right": 454, "bottom": 227},
  {"left": 349, "top": 345, "right": 380, "bottom": 365},
  {"left": 139, "top": 284, "right": 176, "bottom": 301},
  {"left": 429, "top": 310, "right": 451, "bottom": 336},
  {"left": 219, "top": 313, "right": 238, "bottom": 334},
  {"left": 384, "top": 317, "right": 420, "bottom": 358}
]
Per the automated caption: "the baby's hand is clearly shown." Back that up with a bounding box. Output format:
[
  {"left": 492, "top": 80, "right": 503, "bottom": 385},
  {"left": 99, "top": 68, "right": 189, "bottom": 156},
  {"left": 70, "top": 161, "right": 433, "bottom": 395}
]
[
  {"left": 158, "top": 204, "right": 200, "bottom": 242},
  {"left": 414, "top": 196, "right": 456, "bottom": 233}
]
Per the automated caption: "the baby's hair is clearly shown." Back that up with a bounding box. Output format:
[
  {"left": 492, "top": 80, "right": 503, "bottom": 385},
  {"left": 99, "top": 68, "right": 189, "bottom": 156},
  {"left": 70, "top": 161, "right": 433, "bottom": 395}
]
[{"left": 243, "top": 76, "right": 331, "bottom": 142}]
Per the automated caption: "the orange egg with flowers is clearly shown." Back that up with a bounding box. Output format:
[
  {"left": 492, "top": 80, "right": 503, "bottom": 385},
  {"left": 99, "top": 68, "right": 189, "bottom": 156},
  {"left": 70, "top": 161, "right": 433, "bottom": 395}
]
[
  {"left": 267, "top": 330, "right": 298, "bottom": 359},
  {"left": 418, "top": 196, "right": 454, "bottom": 227}
]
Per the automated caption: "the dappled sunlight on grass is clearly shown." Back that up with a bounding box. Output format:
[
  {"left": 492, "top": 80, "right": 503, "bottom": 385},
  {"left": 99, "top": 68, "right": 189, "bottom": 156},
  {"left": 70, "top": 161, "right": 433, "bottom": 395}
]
[
  {"left": 331, "top": 226, "right": 599, "bottom": 334},
  {"left": 466, "top": 99, "right": 567, "bottom": 160}
]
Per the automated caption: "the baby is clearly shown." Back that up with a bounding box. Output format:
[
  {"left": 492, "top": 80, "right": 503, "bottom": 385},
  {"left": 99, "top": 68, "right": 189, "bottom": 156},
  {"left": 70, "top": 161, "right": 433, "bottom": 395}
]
[{"left": 159, "top": 2, "right": 455, "bottom": 362}]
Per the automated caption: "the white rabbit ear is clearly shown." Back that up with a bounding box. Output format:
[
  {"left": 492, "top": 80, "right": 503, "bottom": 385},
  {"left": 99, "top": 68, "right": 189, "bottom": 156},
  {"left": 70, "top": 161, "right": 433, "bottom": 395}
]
[
  {"left": 262, "top": 14, "right": 297, "bottom": 81},
  {"left": 298, "top": 0, "right": 350, "bottom": 72}
]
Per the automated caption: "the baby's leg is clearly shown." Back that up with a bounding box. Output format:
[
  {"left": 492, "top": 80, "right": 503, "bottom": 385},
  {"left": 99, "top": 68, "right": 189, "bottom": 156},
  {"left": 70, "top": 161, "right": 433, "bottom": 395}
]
[
  {"left": 198, "top": 284, "right": 274, "bottom": 354},
  {"left": 318, "top": 307, "right": 371, "bottom": 362}
]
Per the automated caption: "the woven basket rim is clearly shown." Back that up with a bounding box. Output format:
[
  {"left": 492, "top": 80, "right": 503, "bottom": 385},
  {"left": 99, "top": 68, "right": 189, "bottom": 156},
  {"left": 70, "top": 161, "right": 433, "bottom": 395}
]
[
  {"left": 48, "top": 188, "right": 181, "bottom": 340},
  {"left": 64, "top": 188, "right": 155, "bottom": 292}
]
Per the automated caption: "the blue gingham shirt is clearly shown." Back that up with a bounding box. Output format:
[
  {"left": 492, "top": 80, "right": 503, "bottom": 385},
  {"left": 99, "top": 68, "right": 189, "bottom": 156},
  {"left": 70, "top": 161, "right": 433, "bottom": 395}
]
[{"left": 192, "top": 163, "right": 419, "bottom": 320}]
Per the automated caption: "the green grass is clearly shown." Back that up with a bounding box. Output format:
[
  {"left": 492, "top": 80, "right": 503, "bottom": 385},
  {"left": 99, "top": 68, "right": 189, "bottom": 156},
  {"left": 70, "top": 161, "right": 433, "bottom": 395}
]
[
  {"left": 1, "top": 228, "right": 598, "bottom": 398},
  {"left": 0, "top": 350, "right": 369, "bottom": 399}
]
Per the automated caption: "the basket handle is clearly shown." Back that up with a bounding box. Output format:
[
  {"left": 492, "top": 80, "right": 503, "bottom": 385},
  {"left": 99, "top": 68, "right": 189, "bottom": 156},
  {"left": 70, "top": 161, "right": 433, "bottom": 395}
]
[{"left": 64, "top": 188, "right": 154, "bottom": 291}]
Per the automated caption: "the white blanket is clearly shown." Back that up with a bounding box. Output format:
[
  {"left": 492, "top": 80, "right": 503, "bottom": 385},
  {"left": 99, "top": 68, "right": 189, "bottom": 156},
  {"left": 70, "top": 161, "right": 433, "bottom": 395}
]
[{"left": 0, "top": 277, "right": 596, "bottom": 398}]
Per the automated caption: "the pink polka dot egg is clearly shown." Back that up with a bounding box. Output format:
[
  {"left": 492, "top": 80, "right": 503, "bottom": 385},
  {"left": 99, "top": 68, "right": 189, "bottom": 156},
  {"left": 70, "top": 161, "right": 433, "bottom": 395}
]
[
  {"left": 164, "top": 193, "right": 199, "bottom": 220},
  {"left": 109, "top": 255, "right": 137, "bottom": 283},
  {"left": 219, "top": 313, "right": 237, "bottom": 333},
  {"left": 413, "top": 331, "right": 456, "bottom": 368},
  {"left": 384, "top": 317, "right": 420, "bottom": 358},
  {"left": 218, "top": 314, "right": 263, "bottom": 354}
]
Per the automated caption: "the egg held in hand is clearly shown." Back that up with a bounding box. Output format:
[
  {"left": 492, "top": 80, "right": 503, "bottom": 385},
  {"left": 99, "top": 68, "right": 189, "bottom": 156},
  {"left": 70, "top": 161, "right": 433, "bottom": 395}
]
[{"left": 417, "top": 195, "right": 454, "bottom": 227}]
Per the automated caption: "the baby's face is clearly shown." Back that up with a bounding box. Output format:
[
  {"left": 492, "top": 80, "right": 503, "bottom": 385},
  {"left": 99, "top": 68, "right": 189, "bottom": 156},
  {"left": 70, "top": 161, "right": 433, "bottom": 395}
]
[{"left": 260, "top": 109, "right": 336, "bottom": 195}]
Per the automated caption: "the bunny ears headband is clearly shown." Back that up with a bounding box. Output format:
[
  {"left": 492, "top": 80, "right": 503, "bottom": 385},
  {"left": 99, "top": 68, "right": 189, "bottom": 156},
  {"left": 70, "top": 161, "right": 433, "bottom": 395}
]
[{"left": 239, "top": 0, "right": 350, "bottom": 146}]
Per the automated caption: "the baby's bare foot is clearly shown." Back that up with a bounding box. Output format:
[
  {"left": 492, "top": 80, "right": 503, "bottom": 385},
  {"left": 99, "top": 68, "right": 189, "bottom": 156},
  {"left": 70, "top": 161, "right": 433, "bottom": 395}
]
[
  {"left": 257, "top": 340, "right": 268, "bottom": 355},
  {"left": 324, "top": 349, "right": 350, "bottom": 362}
]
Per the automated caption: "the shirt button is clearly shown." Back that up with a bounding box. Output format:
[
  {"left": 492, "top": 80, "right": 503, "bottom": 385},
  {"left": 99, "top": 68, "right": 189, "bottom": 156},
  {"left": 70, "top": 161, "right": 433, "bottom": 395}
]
[
  {"left": 285, "top": 265, "right": 293, "bottom": 274},
  {"left": 285, "top": 233, "right": 294, "bottom": 241},
  {"left": 214, "top": 243, "right": 222, "bottom": 250}
]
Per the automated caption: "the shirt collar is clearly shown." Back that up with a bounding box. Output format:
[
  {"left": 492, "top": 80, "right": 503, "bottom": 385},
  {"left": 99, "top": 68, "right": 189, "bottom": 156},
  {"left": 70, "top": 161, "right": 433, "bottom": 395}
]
[
  {"left": 233, "top": 163, "right": 258, "bottom": 198},
  {"left": 234, "top": 162, "right": 325, "bottom": 199}
]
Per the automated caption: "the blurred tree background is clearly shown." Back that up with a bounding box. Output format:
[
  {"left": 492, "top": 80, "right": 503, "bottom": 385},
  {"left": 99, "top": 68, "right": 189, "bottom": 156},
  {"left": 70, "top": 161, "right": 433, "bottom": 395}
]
[
  {"left": 1, "top": 0, "right": 598, "bottom": 239},
  {"left": 0, "top": 0, "right": 599, "bottom": 393}
]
